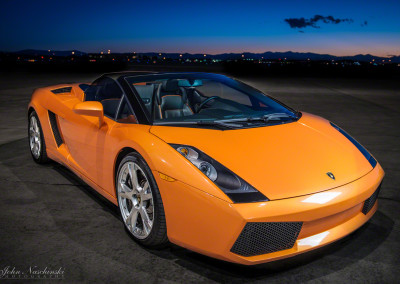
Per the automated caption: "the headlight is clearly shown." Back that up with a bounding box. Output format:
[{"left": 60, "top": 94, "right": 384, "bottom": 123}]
[
  {"left": 171, "top": 144, "right": 269, "bottom": 203},
  {"left": 330, "top": 122, "right": 377, "bottom": 168}
]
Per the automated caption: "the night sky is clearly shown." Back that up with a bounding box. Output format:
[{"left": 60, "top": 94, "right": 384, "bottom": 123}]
[{"left": 1, "top": 0, "right": 399, "bottom": 56}]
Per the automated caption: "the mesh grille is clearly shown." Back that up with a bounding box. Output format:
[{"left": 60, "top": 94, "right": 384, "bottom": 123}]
[
  {"left": 362, "top": 184, "right": 381, "bottom": 215},
  {"left": 51, "top": 87, "right": 72, "bottom": 94},
  {"left": 231, "top": 222, "right": 303, "bottom": 257},
  {"left": 48, "top": 111, "right": 63, "bottom": 147}
]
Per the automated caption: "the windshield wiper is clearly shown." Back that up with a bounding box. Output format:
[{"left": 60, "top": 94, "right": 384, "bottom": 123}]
[
  {"left": 218, "top": 113, "right": 297, "bottom": 124},
  {"left": 153, "top": 120, "right": 243, "bottom": 129},
  {"left": 248, "top": 113, "right": 297, "bottom": 122},
  {"left": 153, "top": 113, "right": 297, "bottom": 129}
]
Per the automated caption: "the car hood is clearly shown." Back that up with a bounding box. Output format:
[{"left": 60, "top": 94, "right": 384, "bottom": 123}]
[{"left": 150, "top": 113, "right": 373, "bottom": 200}]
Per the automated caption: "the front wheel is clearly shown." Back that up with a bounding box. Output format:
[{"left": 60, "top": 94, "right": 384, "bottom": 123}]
[
  {"left": 116, "top": 152, "right": 168, "bottom": 247},
  {"left": 28, "top": 110, "right": 49, "bottom": 164}
]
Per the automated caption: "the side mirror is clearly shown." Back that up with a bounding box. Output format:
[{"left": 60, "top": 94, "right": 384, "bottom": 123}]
[{"left": 73, "top": 101, "right": 104, "bottom": 128}]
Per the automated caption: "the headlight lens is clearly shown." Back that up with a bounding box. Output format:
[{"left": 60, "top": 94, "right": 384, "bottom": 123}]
[
  {"left": 171, "top": 144, "right": 269, "bottom": 203},
  {"left": 330, "top": 122, "right": 377, "bottom": 168}
]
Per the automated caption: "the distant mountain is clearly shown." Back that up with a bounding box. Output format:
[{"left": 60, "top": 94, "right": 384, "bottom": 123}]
[
  {"left": 12, "top": 49, "right": 400, "bottom": 63},
  {"left": 213, "top": 51, "right": 338, "bottom": 61},
  {"left": 138, "top": 51, "right": 400, "bottom": 62},
  {"left": 385, "top": 55, "right": 400, "bottom": 63},
  {"left": 16, "top": 49, "right": 86, "bottom": 56}
]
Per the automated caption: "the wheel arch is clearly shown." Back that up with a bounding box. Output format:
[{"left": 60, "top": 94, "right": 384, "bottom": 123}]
[
  {"left": 28, "top": 106, "right": 35, "bottom": 117},
  {"left": 114, "top": 147, "right": 138, "bottom": 196}
]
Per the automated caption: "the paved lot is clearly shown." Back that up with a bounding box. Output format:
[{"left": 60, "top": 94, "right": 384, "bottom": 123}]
[{"left": 0, "top": 71, "right": 399, "bottom": 283}]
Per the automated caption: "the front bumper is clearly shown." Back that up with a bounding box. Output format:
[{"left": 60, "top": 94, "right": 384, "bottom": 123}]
[{"left": 155, "top": 163, "right": 384, "bottom": 265}]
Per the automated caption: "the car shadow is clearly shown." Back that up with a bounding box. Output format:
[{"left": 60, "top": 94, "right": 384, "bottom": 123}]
[{"left": 51, "top": 162, "right": 121, "bottom": 220}]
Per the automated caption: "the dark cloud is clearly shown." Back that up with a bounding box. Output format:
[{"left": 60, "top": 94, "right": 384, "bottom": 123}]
[{"left": 284, "top": 15, "right": 354, "bottom": 29}]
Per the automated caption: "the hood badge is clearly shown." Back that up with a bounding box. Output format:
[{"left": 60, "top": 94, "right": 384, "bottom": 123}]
[{"left": 326, "top": 172, "right": 335, "bottom": 180}]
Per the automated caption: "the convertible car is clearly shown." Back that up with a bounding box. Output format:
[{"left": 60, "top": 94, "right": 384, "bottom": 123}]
[{"left": 28, "top": 72, "right": 384, "bottom": 265}]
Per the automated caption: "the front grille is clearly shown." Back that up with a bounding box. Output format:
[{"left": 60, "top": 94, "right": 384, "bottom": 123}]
[
  {"left": 362, "top": 184, "right": 381, "bottom": 215},
  {"left": 231, "top": 222, "right": 303, "bottom": 257},
  {"left": 48, "top": 111, "right": 63, "bottom": 147}
]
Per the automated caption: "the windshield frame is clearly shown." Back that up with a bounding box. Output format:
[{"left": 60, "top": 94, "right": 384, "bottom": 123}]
[{"left": 121, "top": 72, "right": 300, "bottom": 128}]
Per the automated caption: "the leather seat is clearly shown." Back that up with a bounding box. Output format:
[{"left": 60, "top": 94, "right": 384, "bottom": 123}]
[
  {"left": 101, "top": 99, "right": 121, "bottom": 118},
  {"left": 134, "top": 84, "right": 155, "bottom": 114},
  {"left": 154, "top": 79, "right": 193, "bottom": 119}
]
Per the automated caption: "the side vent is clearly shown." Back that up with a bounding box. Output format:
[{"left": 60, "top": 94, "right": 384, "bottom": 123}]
[
  {"left": 48, "top": 111, "right": 64, "bottom": 147},
  {"left": 51, "top": 87, "right": 72, "bottom": 94}
]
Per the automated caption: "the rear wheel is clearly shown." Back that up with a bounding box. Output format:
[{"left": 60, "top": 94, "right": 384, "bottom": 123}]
[
  {"left": 116, "top": 152, "right": 168, "bottom": 247},
  {"left": 28, "top": 110, "right": 48, "bottom": 164}
]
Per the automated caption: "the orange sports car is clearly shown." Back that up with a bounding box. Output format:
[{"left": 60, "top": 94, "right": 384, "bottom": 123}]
[{"left": 28, "top": 72, "right": 384, "bottom": 265}]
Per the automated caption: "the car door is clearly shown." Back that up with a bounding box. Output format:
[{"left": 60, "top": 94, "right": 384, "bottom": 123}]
[{"left": 58, "top": 77, "right": 123, "bottom": 185}]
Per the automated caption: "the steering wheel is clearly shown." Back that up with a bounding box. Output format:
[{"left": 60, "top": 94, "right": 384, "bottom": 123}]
[{"left": 197, "top": 96, "right": 220, "bottom": 112}]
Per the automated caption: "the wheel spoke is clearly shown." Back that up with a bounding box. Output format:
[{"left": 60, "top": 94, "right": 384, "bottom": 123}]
[
  {"left": 119, "top": 190, "right": 131, "bottom": 200},
  {"left": 119, "top": 182, "right": 133, "bottom": 199},
  {"left": 142, "top": 181, "right": 149, "bottom": 191},
  {"left": 128, "top": 163, "right": 139, "bottom": 190},
  {"left": 127, "top": 209, "right": 139, "bottom": 231},
  {"left": 140, "top": 207, "right": 152, "bottom": 235},
  {"left": 141, "top": 192, "right": 152, "bottom": 201},
  {"left": 33, "top": 119, "right": 38, "bottom": 132}
]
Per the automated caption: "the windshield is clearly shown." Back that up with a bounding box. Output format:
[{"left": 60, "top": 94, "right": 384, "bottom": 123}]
[{"left": 125, "top": 73, "right": 298, "bottom": 128}]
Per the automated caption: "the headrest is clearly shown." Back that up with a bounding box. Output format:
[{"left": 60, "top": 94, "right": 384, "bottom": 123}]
[
  {"left": 177, "top": 79, "right": 191, "bottom": 87},
  {"left": 191, "top": 79, "right": 203, "bottom": 87},
  {"left": 177, "top": 79, "right": 203, "bottom": 87},
  {"left": 134, "top": 84, "right": 154, "bottom": 97},
  {"left": 162, "top": 79, "right": 179, "bottom": 92}
]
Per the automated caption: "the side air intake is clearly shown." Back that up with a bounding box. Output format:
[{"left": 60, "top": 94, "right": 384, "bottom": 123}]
[
  {"left": 51, "top": 87, "right": 72, "bottom": 94},
  {"left": 48, "top": 111, "right": 64, "bottom": 147}
]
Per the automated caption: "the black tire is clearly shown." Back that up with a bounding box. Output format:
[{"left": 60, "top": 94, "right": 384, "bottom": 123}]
[
  {"left": 28, "top": 110, "right": 49, "bottom": 164},
  {"left": 116, "top": 152, "right": 168, "bottom": 248}
]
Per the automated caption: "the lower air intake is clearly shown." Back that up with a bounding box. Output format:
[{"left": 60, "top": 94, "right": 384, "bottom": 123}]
[
  {"left": 362, "top": 184, "right": 381, "bottom": 215},
  {"left": 231, "top": 222, "right": 303, "bottom": 257}
]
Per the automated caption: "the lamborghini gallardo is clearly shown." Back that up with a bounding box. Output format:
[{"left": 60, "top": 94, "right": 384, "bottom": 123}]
[{"left": 27, "top": 72, "right": 384, "bottom": 265}]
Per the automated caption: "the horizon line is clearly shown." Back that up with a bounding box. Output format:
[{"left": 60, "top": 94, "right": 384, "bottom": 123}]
[{"left": 3, "top": 49, "right": 398, "bottom": 58}]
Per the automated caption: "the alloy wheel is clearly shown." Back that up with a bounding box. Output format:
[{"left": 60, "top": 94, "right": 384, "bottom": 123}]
[
  {"left": 29, "top": 115, "right": 41, "bottom": 159},
  {"left": 117, "top": 161, "right": 154, "bottom": 239}
]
